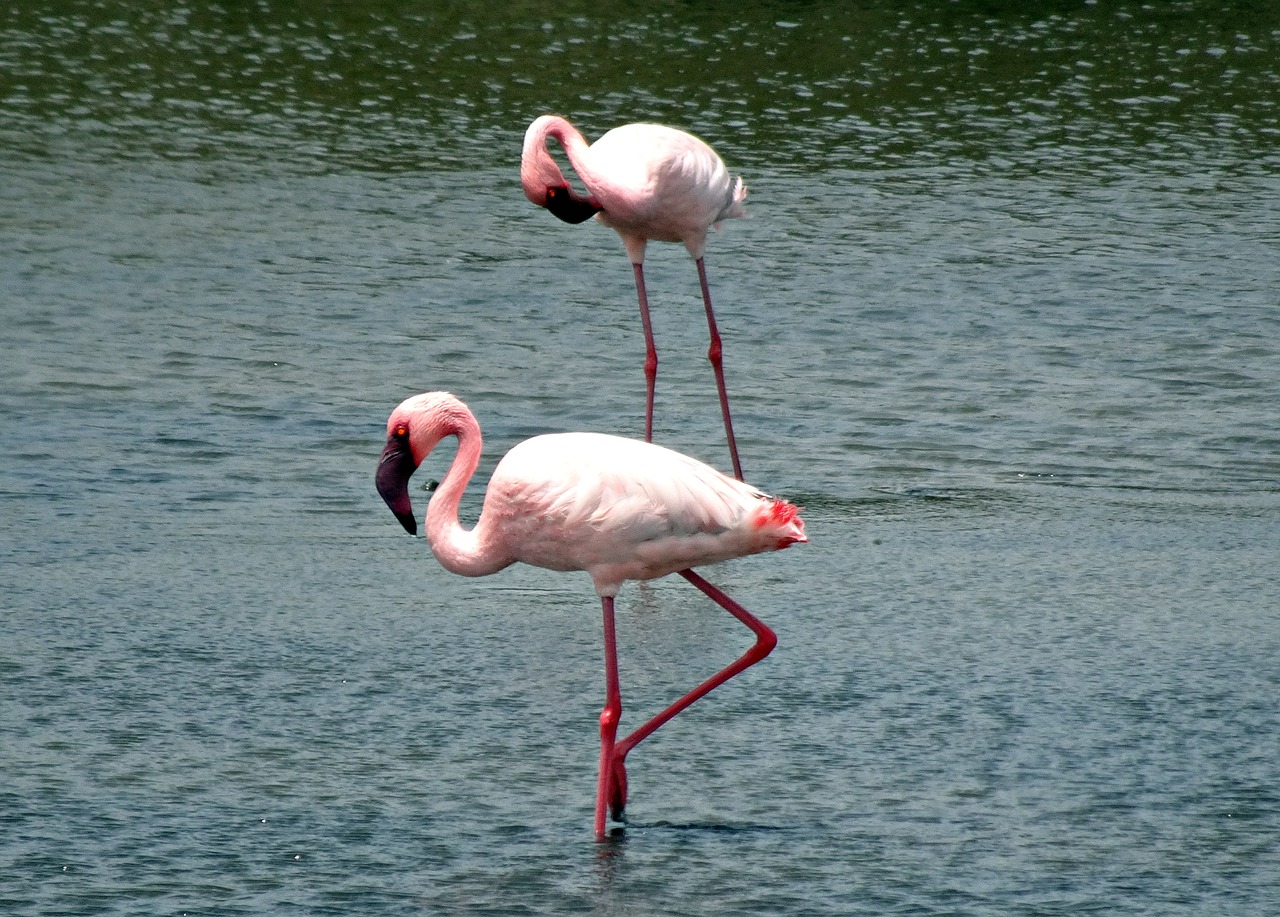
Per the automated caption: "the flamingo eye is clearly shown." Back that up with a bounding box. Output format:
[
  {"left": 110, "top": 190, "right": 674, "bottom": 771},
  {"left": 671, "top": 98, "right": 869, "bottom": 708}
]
[{"left": 395, "top": 424, "right": 409, "bottom": 438}]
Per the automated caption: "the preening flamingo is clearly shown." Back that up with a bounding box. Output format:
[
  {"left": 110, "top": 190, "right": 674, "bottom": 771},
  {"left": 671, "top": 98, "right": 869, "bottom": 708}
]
[
  {"left": 375, "top": 392, "right": 806, "bottom": 837},
  {"left": 521, "top": 114, "right": 749, "bottom": 480}
]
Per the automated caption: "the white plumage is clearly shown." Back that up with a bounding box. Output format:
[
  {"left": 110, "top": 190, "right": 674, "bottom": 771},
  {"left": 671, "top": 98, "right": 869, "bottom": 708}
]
[{"left": 376, "top": 392, "right": 803, "bottom": 597}]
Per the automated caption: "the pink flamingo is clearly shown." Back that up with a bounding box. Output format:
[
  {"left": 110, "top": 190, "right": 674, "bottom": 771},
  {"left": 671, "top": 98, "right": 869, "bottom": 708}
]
[
  {"left": 521, "top": 114, "right": 749, "bottom": 480},
  {"left": 376, "top": 392, "right": 805, "bottom": 837}
]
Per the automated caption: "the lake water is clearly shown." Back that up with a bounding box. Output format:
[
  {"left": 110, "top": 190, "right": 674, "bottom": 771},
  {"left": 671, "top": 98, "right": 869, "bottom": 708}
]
[{"left": 3, "top": 1, "right": 1279, "bottom": 914}]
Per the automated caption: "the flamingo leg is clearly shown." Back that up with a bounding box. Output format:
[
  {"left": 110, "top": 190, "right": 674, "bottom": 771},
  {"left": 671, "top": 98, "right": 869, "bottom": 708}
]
[
  {"left": 695, "top": 258, "right": 744, "bottom": 480},
  {"left": 631, "top": 263, "right": 658, "bottom": 443},
  {"left": 606, "top": 569, "right": 776, "bottom": 821},
  {"left": 595, "top": 595, "right": 623, "bottom": 838}
]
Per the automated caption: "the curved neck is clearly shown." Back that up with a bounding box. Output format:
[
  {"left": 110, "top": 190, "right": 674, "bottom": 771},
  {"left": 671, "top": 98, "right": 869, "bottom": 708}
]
[
  {"left": 525, "top": 116, "right": 598, "bottom": 190},
  {"left": 424, "top": 411, "right": 513, "bottom": 579},
  {"left": 544, "top": 116, "right": 591, "bottom": 165}
]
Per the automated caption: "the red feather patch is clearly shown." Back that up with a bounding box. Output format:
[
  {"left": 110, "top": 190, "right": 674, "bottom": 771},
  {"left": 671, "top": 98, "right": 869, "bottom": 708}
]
[{"left": 753, "top": 499, "right": 806, "bottom": 548}]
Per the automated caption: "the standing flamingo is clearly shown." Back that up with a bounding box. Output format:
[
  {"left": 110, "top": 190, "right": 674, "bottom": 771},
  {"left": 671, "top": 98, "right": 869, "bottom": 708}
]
[
  {"left": 375, "top": 391, "right": 805, "bottom": 837},
  {"left": 520, "top": 114, "right": 748, "bottom": 480}
]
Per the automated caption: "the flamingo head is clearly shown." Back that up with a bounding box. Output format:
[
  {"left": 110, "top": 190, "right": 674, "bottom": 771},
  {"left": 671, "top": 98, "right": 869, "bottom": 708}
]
[
  {"left": 544, "top": 184, "right": 602, "bottom": 224},
  {"left": 521, "top": 170, "right": 601, "bottom": 224},
  {"left": 376, "top": 420, "right": 420, "bottom": 535},
  {"left": 376, "top": 392, "right": 475, "bottom": 536},
  {"left": 520, "top": 115, "right": 602, "bottom": 223},
  {"left": 374, "top": 394, "right": 452, "bottom": 535}
]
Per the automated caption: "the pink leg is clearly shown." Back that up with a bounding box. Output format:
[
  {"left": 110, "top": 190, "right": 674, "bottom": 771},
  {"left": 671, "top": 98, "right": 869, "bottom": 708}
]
[
  {"left": 606, "top": 569, "right": 776, "bottom": 821},
  {"left": 595, "top": 596, "right": 623, "bottom": 838},
  {"left": 696, "top": 258, "right": 744, "bottom": 480},
  {"left": 631, "top": 263, "right": 657, "bottom": 443}
]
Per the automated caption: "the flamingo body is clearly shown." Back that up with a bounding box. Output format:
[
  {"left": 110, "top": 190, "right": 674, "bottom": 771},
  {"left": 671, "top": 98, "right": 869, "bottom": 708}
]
[
  {"left": 377, "top": 393, "right": 802, "bottom": 594},
  {"left": 521, "top": 115, "right": 749, "bottom": 479},
  {"left": 376, "top": 391, "right": 805, "bottom": 836},
  {"left": 522, "top": 116, "right": 746, "bottom": 262}
]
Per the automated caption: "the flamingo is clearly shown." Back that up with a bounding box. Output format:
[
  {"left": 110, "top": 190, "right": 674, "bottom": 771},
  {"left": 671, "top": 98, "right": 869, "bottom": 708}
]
[
  {"left": 520, "top": 114, "right": 749, "bottom": 480},
  {"left": 375, "top": 391, "right": 806, "bottom": 837}
]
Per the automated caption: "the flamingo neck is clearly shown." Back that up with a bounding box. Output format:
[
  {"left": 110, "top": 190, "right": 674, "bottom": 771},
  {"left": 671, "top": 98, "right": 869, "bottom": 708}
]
[
  {"left": 546, "top": 116, "right": 591, "bottom": 165},
  {"left": 424, "top": 411, "right": 512, "bottom": 579},
  {"left": 524, "top": 115, "right": 601, "bottom": 196}
]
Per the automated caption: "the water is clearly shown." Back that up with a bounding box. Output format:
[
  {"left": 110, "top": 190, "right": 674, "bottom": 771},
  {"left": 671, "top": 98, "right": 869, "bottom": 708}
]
[{"left": 3, "top": 1, "right": 1279, "bottom": 914}]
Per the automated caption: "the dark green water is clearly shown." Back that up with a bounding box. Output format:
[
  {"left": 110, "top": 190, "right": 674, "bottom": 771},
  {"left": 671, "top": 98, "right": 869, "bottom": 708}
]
[
  {"left": 3, "top": 2, "right": 1278, "bottom": 914},
  {"left": 5, "top": 1, "right": 1277, "bottom": 171}
]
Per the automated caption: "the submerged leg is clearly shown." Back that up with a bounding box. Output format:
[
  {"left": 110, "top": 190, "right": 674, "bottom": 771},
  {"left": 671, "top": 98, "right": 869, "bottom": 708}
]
[
  {"left": 595, "top": 595, "right": 623, "bottom": 838},
  {"left": 695, "top": 258, "right": 744, "bottom": 480},
  {"left": 631, "top": 262, "right": 658, "bottom": 443},
  {"left": 609, "top": 569, "right": 776, "bottom": 795}
]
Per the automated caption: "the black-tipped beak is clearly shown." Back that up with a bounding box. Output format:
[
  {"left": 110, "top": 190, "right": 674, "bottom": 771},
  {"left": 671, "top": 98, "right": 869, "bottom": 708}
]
[
  {"left": 376, "top": 431, "right": 419, "bottom": 536},
  {"left": 545, "top": 184, "right": 602, "bottom": 224}
]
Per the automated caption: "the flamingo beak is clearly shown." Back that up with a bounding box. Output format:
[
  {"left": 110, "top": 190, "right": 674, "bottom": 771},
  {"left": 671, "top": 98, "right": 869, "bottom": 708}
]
[
  {"left": 545, "top": 184, "right": 602, "bottom": 224},
  {"left": 376, "top": 431, "right": 419, "bottom": 536}
]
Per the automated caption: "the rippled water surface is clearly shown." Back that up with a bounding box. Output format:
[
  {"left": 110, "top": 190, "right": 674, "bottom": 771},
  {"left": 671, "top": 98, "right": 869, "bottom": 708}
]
[{"left": 3, "top": 2, "right": 1279, "bottom": 914}]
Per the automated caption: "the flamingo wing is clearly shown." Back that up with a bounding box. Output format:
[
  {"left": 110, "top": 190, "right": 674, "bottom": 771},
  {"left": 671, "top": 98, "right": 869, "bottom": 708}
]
[
  {"left": 586, "top": 124, "right": 741, "bottom": 242},
  {"left": 486, "top": 433, "right": 796, "bottom": 592}
]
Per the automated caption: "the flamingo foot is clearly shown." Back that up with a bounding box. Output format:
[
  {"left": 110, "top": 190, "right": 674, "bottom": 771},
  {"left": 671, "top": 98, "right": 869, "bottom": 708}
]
[{"left": 608, "top": 754, "right": 629, "bottom": 821}]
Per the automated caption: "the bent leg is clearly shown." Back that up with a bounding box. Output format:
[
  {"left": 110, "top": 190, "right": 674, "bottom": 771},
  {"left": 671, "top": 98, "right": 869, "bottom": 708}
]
[{"left": 614, "top": 569, "right": 775, "bottom": 760}]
